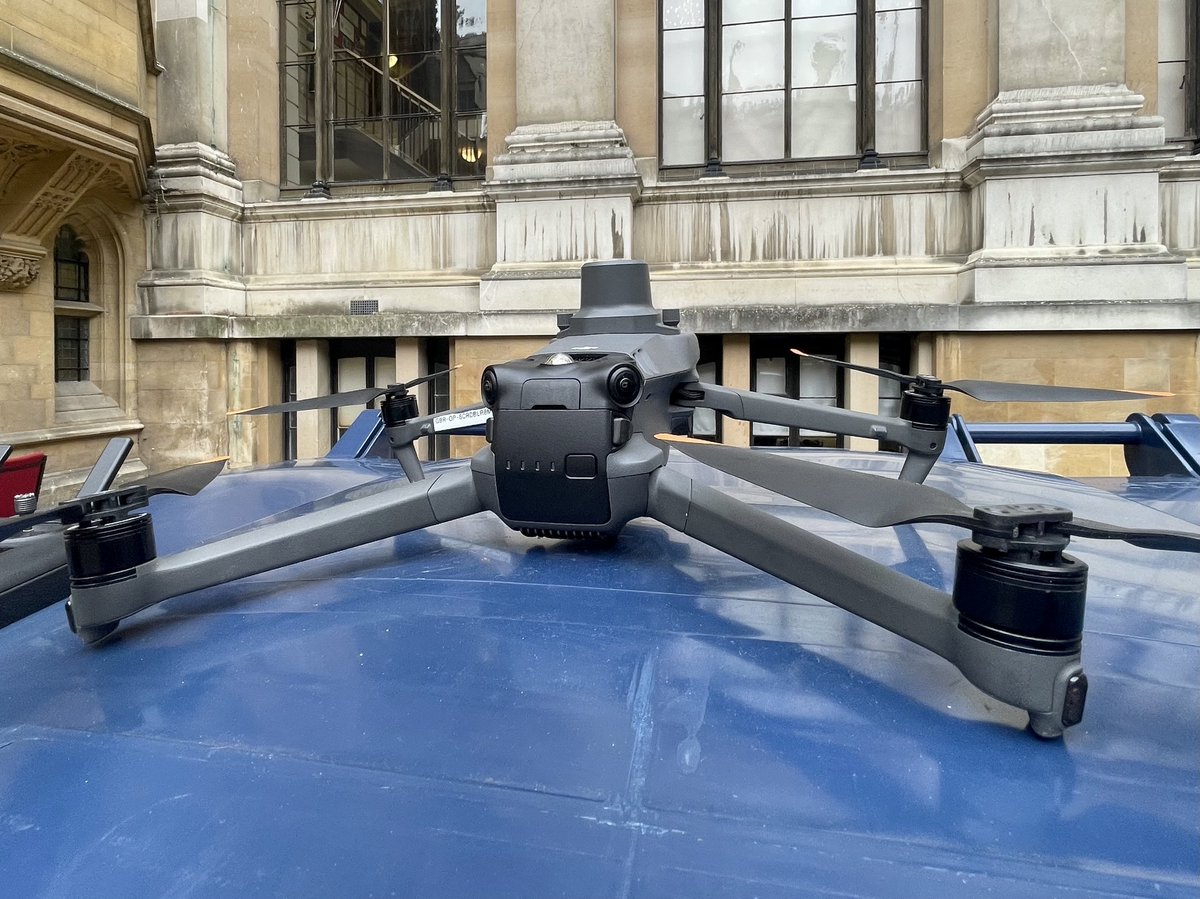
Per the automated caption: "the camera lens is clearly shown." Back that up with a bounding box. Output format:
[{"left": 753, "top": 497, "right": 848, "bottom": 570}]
[
  {"left": 481, "top": 367, "right": 499, "bottom": 406},
  {"left": 607, "top": 365, "right": 643, "bottom": 406}
]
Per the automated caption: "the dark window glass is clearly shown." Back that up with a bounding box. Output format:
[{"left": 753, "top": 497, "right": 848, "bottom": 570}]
[
  {"left": 54, "top": 316, "right": 90, "bottom": 382},
  {"left": 281, "top": 0, "right": 487, "bottom": 186}
]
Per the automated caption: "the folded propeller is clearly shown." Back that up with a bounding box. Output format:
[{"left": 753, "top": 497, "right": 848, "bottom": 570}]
[
  {"left": 0, "top": 458, "right": 228, "bottom": 544},
  {"left": 231, "top": 366, "right": 459, "bottom": 416},
  {"left": 791, "top": 350, "right": 1172, "bottom": 404},
  {"left": 660, "top": 436, "right": 1200, "bottom": 554}
]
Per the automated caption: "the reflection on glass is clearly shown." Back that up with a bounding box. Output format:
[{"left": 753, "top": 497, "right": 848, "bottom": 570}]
[
  {"left": 390, "top": 0, "right": 441, "bottom": 55},
  {"left": 752, "top": 356, "right": 789, "bottom": 438},
  {"left": 723, "top": 0, "right": 784, "bottom": 24},
  {"left": 334, "top": 123, "right": 386, "bottom": 181},
  {"left": 664, "top": 0, "right": 705, "bottom": 29},
  {"left": 876, "top": 9, "right": 921, "bottom": 83},
  {"left": 1158, "top": 61, "right": 1187, "bottom": 139},
  {"left": 282, "top": 63, "right": 315, "bottom": 126},
  {"left": 390, "top": 114, "right": 441, "bottom": 177},
  {"left": 457, "top": 47, "right": 487, "bottom": 113},
  {"left": 723, "top": 91, "right": 785, "bottom": 160},
  {"left": 663, "top": 28, "right": 705, "bottom": 97},
  {"left": 692, "top": 362, "right": 719, "bottom": 437},
  {"left": 791, "top": 86, "right": 856, "bottom": 157},
  {"left": 792, "top": 15, "right": 856, "bottom": 88},
  {"left": 875, "top": 81, "right": 923, "bottom": 153},
  {"left": 793, "top": 0, "right": 855, "bottom": 16},
  {"left": 283, "top": 1, "right": 316, "bottom": 62},
  {"left": 391, "top": 52, "right": 442, "bottom": 108},
  {"left": 333, "top": 56, "right": 384, "bottom": 120},
  {"left": 722, "top": 21, "right": 785, "bottom": 92},
  {"left": 876, "top": 0, "right": 921, "bottom": 10},
  {"left": 283, "top": 125, "right": 316, "bottom": 186},
  {"left": 1158, "top": 0, "right": 1186, "bottom": 61},
  {"left": 453, "top": 113, "right": 487, "bottom": 177},
  {"left": 662, "top": 97, "right": 706, "bottom": 165},
  {"left": 456, "top": 0, "right": 487, "bottom": 37}
]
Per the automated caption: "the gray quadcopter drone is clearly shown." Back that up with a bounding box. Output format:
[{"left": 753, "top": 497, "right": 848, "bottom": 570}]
[{"left": 3, "top": 260, "right": 1197, "bottom": 739}]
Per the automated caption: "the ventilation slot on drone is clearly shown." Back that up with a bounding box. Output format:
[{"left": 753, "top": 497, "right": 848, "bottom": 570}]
[{"left": 349, "top": 299, "right": 379, "bottom": 315}]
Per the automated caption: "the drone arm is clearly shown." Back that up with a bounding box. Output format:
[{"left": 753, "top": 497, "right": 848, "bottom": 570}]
[
  {"left": 65, "top": 467, "right": 484, "bottom": 640},
  {"left": 647, "top": 467, "right": 955, "bottom": 656},
  {"left": 677, "top": 384, "right": 945, "bottom": 478},
  {"left": 647, "top": 467, "right": 1087, "bottom": 736}
]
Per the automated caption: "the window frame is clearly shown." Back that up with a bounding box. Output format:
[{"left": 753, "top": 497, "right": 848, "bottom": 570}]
[
  {"left": 52, "top": 225, "right": 100, "bottom": 384},
  {"left": 659, "top": 0, "right": 929, "bottom": 175},
  {"left": 279, "top": 0, "right": 488, "bottom": 191}
]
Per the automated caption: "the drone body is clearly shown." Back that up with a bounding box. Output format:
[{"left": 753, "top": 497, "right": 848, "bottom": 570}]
[{"left": 2, "top": 260, "right": 1196, "bottom": 740}]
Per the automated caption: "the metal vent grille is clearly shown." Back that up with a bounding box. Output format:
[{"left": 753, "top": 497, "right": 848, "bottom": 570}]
[{"left": 349, "top": 299, "right": 379, "bottom": 315}]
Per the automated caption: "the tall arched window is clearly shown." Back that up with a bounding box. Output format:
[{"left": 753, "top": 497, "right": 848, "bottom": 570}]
[
  {"left": 281, "top": 0, "right": 488, "bottom": 189},
  {"left": 53, "top": 225, "right": 90, "bottom": 382}
]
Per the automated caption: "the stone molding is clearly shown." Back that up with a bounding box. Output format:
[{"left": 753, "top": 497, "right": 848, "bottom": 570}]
[
  {"left": 490, "top": 120, "right": 639, "bottom": 184},
  {"left": 0, "top": 251, "right": 41, "bottom": 290},
  {"left": 0, "top": 240, "right": 45, "bottom": 290}
]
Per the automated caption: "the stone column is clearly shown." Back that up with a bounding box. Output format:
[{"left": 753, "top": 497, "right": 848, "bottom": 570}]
[
  {"left": 296, "top": 339, "right": 331, "bottom": 459},
  {"left": 721, "top": 335, "right": 751, "bottom": 447},
  {"left": 483, "top": 0, "right": 641, "bottom": 314},
  {"left": 959, "top": 0, "right": 1184, "bottom": 304},
  {"left": 844, "top": 334, "right": 880, "bottom": 451}
]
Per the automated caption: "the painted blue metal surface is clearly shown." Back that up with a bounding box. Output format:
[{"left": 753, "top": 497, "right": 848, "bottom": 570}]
[{"left": 0, "top": 453, "right": 1197, "bottom": 896}]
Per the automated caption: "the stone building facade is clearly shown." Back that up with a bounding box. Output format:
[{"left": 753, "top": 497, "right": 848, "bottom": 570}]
[{"left": 1, "top": 0, "right": 1198, "bottom": 492}]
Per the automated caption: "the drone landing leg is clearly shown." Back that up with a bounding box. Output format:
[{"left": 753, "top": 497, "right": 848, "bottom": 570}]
[{"left": 65, "top": 467, "right": 484, "bottom": 642}]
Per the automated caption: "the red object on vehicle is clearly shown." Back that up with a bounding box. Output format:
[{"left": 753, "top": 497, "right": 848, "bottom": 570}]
[{"left": 0, "top": 452, "right": 47, "bottom": 517}]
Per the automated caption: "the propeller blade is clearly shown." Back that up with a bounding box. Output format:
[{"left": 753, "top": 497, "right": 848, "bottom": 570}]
[
  {"left": 658, "top": 435, "right": 973, "bottom": 528},
  {"left": 0, "top": 445, "right": 11, "bottom": 465},
  {"left": 659, "top": 436, "right": 1200, "bottom": 554},
  {"left": 790, "top": 349, "right": 916, "bottom": 386},
  {"left": 230, "top": 387, "right": 388, "bottom": 416},
  {"left": 944, "top": 381, "right": 1172, "bottom": 403},
  {"left": 1061, "top": 517, "right": 1200, "bottom": 554},
  {"left": 134, "top": 457, "right": 228, "bottom": 497},
  {"left": 791, "top": 350, "right": 1172, "bottom": 403},
  {"left": 403, "top": 364, "right": 461, "bottom": 390},
  {"left": 0, "top": 458, "right": 227, "bottom": 544},
  {"left": 231, "top": 366, "right": 460, "bottom": 416}
]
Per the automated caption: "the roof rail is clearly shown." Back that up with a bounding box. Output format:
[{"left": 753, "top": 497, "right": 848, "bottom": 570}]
[{"left": 943, "top": 413, "right": 1200, "bottom": 478}]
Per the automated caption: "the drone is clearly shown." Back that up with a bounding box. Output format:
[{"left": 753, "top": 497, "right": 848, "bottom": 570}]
[{"left": 2, "top": 260, "right": 1197, "bottom": 739}]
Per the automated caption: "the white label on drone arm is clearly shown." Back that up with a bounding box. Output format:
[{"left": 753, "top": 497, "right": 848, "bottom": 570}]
[{"left": 433, "top": 407, "right": 493, "bottom": 432}]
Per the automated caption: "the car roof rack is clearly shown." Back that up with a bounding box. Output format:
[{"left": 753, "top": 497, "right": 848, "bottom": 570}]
[{"left": 943, "top": 412, "right": 1200, "bottom": 477}]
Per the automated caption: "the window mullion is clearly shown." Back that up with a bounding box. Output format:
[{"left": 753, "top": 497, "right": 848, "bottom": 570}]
[
  {"left": 783, "top": 0, "right": 792, "bottom": 159},
  {"left": 313, "top": 0, "right": 333, "bottom": 184},
  {"left": 440, "top": 0, "right": 455, "bottom": 182},
  {"left": 858, "top": 0, "right": 876, "bottom": 156},
  {"left": 704, "top": 0, "right": 722, "bottom": 171},
  {"left": 1189, "top": 0, "right": 1199, "bottom": 144}
]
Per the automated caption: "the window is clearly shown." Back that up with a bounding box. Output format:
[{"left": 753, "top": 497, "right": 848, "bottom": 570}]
[
  {"left": 1159, "top": 0, "right": 1198, "bottom": 147},
  {"left": 53, "top": 226, "right": 90, "bottom": 383},
  {"left": 329, "top": 338, "right": 397, "bottom": 442},
  {"left": 281, "top": 0, "right": 487, "bottom": 188},
  {"left": 661, "top": 0, "right": 925, "bottom": 169},
  {"left": 750, "top": 334, "right": 844, "bottom": 447},
  {"left": 690, "top": 335, "right": 724, "bottom": 441}
]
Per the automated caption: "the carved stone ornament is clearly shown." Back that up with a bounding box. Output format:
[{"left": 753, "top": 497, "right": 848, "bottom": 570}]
[{"left": 0, "top": 253, "right": 42, "bottom": 290}]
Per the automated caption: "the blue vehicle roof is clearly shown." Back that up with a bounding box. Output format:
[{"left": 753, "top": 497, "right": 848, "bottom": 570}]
[{"left": 0, "top": 451, "right": 1197, "bottom": 897}]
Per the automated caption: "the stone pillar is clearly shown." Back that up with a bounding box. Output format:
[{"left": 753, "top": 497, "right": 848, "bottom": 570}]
[
  {"left": 721, "top": 334, "right": 751, "bottom": 447},
  {"left": 483, "top": 0, "right": 641, "bottom": 313},
  {"left": 845, "top": 334, "right": 880, "bottom": 451},
  {"left": 296, "top": 339, "right": 331, "bottom": 459},
  {"left": 959, "top": 0, "right": 1184, "bottom": 304},
  {"left": 156, "top": 0, "right": 229, "bottom": 149}
]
